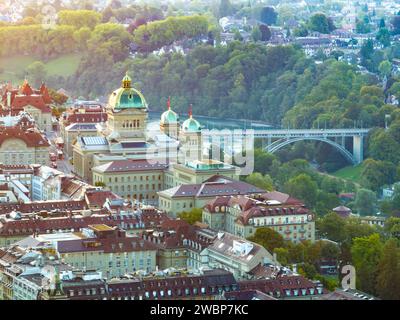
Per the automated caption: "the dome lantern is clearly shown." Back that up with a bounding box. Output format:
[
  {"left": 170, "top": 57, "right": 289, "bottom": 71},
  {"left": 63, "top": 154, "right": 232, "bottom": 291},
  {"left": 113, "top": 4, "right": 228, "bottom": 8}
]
[{"left": 122, "top": 72, "right": 132, "bottom": 89}]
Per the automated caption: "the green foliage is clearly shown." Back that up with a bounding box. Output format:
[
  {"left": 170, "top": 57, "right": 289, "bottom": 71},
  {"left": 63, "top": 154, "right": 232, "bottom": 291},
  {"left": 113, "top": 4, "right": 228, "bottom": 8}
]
[
  {"left": 248, "top": 227, "right": 285, "bottom": 252},
  {"left": 58, "top": 10, "right": 102, "bottom": 29},
  {"left": 378, "top": 60, "right": 392, "bottom": 77},
  {"left": 132, "top": 15, "right": 209, "bottom": 52},
  {"left": 368, "top": 129, "right": 400, "bottom": 164},
  {"left": 376, "top": 28, "right": 391, "bottom": 47},
  {"left": 251, "top": 26, "right": 261, "bottom": 42},
  {"left": 284, "top": 174, "right": 318, "bottom": 207},
  {"left": 26, "top": 61, "right": 47, "bottom": 87},
  {"left": 351, "top": 234, "right": 383, "bottom": 295},
  {"left": 245, "top": 173, "right": 273, "bottom": 191},
  {"left": 360, "top": 158, "right": 396, "bottom": 191},
  {"left": 353, "top": 188, "right": 377, "bottom": 215},
  {"left": 177, "top": 208, "right": 203, "bottom": 225},
  {"left": 253, "top": 149, "right": 276, "bottom": 175},
  {"left": 356, "top": 18, "right": 371, "bottom": 34},
  {"left": 315, "top": 274, "right": 338, "bottom": 291},
  {"left": 308, "top": 13, "right": 335, "bottom": 34},
  {"left": 381, "top": 186, "right": 400, "bottom": 217},
  {"left": 376, "top": 239, "right": 400, "bottom": 300},
  {"left": 260, "top": 7, "right": 278, "bottom": 26},
  {"left": 218, "top": 0, "right": 235, "bottom": 18},
  {"left": 317, "top": 212, "right": 347, "bottom": 242}
]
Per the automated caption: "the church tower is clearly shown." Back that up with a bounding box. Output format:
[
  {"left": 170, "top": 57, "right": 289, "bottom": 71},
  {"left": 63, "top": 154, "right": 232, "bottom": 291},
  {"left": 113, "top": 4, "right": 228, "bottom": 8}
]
[
  {"left": 179, "top": 105, "right": 203, "bottom": 163},
  {"left": 105, "top": 73, "right": 148, "bottom": 141},
  {"left": 160, "top": 97, "right": 179, "bottom": 139}
]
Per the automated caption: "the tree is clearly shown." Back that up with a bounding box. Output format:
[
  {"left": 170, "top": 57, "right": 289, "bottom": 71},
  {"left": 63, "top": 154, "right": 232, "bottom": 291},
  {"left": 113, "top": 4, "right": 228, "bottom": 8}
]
[
  {"left": 361, "top": 159, "right": 396, "bottom": 191},
  {"left": 178, "top": 208, "right": 202, "bottom": 225},
  {"left": 320, "top": 176, "right": 343, "bottom": 194},
  {"left": 26, "top": 61, "right": 47, "bottom": 87},
  {"left": 233, "top": 30, "right": 243, "bottom": 41},
  {"left": 353, "top": 189, "right": 377, "bottom": 215},
  {"left": 58, "top": 10, "right": 102, "bottom": 29},
  {"left": 248, "top": 227, "right": 284, "bottom": 252},
  {"left": 253, "top": 149, "right": 275, "bottom": 174},
  {"left": 260, "top": 7, "right": 278, "bottom": 26},
  {"left": 317, "top": 212, "right": 347, "bottom": 243},
  {"left": 376, "top": 239, "right": 400, "bottom": 300},
  {"left": 49, "top": 88, "right": 68, "bottom": 105},
  {"left": 274, "top": 247, "right": 289, "bottom": 266},
  {"left": 284, "top": 174, "right": 318, "bottom": 207},
  {"left": 245, "top": 173, "right": 273, "bottom": 191},
  {"left": 308, "top": 13, "right": 335, "bottom": 34},
  {"left": 218, "top": 0, "right": 234, "bottom": 18},
  {"left": 360, "top": 39, "right": 374, "bottom": 60},
  {"left": 378, "top": 60, "right": 392, "bottom": 77},
  {"left": 376, "top": 28, "right": 391, "bottom": 47},
  {"left": 132, "top": 15, "right": 209, "bottom": 52},
  {"left": 356, "top": 18, "right": 371, "bottom": 34},
  {"left": 293, "top": 24, "right": 308, "bottom": 37},
  {"left": 351, "top": 233, "right": 383, "bottom": 294},
  {"left": 251, "top": 26, "right": 261, "bottom": 42},
  {"left": 369, "top": 129, "right": 400, "bottom": 164}
]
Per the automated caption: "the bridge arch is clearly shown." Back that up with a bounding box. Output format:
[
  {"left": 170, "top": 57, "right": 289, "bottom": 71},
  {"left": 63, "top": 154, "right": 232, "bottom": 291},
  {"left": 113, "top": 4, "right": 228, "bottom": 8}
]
[{"left": 266, "top": 137, "right": 356, "bottom": 164}]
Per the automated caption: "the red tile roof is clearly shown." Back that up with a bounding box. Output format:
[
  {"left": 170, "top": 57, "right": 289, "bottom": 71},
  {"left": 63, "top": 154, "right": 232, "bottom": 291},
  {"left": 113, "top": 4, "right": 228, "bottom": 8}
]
[
  {"left": 0, "top": 126, "right": 50, "bottom": 148},
  {"left": 11, "top": 95, "right": 51, "bottom": 113},
  {"left": 0, "top": 200, "right": 87, "bottom": 215},
  {"left": 65, "top": 113, "right": 107, "bottom": 125},
  {"left": 238, "top": 275, "right": 327, "bottom": 298},
  {"left": 85, "top": 189, "right": 121, "bottom": 208},
  {"left": 0, "top": 209, "right": 170, "bottom": 237},
  {"left": 95, "top": 160, "right": 168, "bottom": 174},
  {"left": 57, "top": 235, "right": 158, "bottom": 254}
]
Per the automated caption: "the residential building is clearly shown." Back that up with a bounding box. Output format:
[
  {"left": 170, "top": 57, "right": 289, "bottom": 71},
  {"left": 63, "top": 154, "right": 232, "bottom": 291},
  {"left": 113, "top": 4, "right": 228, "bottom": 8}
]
[
  {"left": 237, "top": 275, "right": 327, "bottom": 300},
  {"left": 200, "top": 232, "right": 277, "bottom": 280},
  {"left": 16, "top": 224, "right": 158, "bottom": 279},
  {"left": 158, "top": 175, "right": 265, "bottom": 218},
  {"left": 41, "top": 268, "right": 238, "bottom": 301},
  {"left": 202, "top": 192, "right": 316, "bottom": 243}
]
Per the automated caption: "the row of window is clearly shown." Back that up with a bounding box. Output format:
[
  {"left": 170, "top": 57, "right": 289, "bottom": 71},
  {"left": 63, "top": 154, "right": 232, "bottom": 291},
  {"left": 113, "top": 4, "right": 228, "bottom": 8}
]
[{"left": 106, "top": 175, "right": 162, "bottom": 183}]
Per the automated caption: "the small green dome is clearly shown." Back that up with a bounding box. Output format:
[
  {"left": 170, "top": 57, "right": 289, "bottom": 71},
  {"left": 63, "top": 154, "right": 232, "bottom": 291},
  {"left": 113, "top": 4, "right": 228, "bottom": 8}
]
[
  {"left": 161, "top": 109, "right": 179, "bottom": 124},
  {"left": 182, "top": 117, "right": 201, "bottom": 132}
]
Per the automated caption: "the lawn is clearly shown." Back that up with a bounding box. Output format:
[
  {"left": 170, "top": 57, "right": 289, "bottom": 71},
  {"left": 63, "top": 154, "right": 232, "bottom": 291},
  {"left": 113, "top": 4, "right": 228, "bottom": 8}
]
[
  {"left": 332, "top": 165, "right": 363, "bottom": 183},
  {"left": 0, "top": 53, "right": 82, "bottom": 83}
]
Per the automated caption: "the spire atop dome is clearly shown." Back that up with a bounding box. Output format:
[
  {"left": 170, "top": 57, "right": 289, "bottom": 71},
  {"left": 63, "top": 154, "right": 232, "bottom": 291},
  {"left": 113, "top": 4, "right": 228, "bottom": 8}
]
[
  {"left": 167, "top": 96, "right": 171, "bottom": 110},
  {"left": 189, "top": 104, "right": 193, "bottom": 119}
]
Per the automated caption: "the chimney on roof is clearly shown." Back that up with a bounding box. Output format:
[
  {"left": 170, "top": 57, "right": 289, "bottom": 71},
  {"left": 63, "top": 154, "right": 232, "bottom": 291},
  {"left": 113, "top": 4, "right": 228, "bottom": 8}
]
[{"left": 6, "top": 92, "right": 11, "bottom": 108}]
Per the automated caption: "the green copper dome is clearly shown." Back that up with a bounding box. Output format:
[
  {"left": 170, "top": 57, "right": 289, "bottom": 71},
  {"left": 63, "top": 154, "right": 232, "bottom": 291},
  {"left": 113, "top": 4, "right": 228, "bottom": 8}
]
[
  {"left": 108, "top": 73, "right": 148, "bottom": 110},
  {"left": 182, "top": 117, "right": 201, "bottom": 132},
  {"left": 161, "top": 109, "right": 179, "bottom": 124}
]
